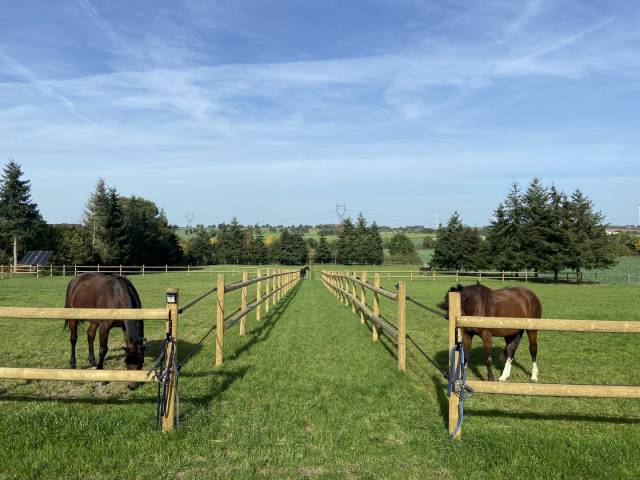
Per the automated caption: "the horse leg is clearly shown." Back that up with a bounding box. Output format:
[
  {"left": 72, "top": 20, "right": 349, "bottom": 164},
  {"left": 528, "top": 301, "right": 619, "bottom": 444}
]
[
  {"left": 68, "top": 319, "right": 78, "bottom": 369},
  {"left": 97, "top": 324, "right": 109, "bottom": 370},
  {"left": 462, "top": 331, "right": 473, "bottom": 369},
  {"left": 87, "top": 322, "right": 98, "bottom": 368},
  {"left": 499, "top": 334, "right": 519, "bottom": 382},
  {"left": 480, "top": 330, "right": 495, "bottom": 381},
  {"left": 527, "top": 330, "right": 539, "bottom": 382}
]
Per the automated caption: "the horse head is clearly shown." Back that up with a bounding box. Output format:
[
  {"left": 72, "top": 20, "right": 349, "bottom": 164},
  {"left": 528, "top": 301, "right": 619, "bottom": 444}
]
[{"left": 437, "top": 284, "right": 465, "bottom": 313}]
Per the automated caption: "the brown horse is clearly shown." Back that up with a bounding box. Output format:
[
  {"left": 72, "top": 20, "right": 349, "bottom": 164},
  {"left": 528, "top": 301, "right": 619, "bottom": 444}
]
[
  {"left": 65, "top": 272, "right": 145, "bottom": 389},
  {"left": 439, "top": 284, "right": 541, "bottom": 382}
]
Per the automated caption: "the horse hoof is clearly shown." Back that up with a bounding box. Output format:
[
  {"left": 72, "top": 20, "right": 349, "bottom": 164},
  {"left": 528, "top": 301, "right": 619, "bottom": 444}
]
[
  {"left": 498, "top": 377, "right": 507, "bottom": 382},
  {"left": 531, "top": 377, "right": 539, "bottom": 383}
]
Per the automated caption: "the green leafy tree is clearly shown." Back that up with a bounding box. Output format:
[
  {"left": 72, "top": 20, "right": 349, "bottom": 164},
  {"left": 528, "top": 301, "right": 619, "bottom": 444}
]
[
  {"left": 0, "top": 160, "right": 45, "bottom": 266},
  {"left": 388, "top": 233, "right": 416, "bottom": 256},
  {"left": 190, "top": 225, "right": 214, "bottom": 265},
  {"left": 51, "top": 225, "right": 93, "bottom": 265}
]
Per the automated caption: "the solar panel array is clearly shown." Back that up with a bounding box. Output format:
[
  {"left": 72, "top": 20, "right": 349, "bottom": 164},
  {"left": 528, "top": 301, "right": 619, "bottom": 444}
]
[{"left": 19, "top": 251, "right": 54, "bottom": 266}]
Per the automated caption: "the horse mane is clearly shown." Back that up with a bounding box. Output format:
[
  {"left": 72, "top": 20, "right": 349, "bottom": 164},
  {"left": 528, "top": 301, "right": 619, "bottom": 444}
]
[{"left": 115, "top": 275, "right": 144, "bottom": 345}]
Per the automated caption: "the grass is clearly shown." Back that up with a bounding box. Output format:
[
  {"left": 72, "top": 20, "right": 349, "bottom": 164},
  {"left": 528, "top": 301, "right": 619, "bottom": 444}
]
[{"left": 1, "top": 271, "right": 640, "bottom": 478}]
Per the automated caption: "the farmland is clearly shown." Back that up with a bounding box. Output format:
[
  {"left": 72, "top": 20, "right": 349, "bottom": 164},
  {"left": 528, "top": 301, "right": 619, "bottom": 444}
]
[{"left": 1, "top": 270, "right": 639, "bottom": 478}]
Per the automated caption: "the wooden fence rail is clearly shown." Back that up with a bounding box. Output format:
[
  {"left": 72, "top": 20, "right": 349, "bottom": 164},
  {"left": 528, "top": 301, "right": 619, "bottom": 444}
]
[
  {"left": 215, "top": 268, "right": 302, "bottom": 366},
  {"left": 321, "top": 271, "right": 406, "bottom": 371},
  {"left": 0, "top": 289, "right": 179, "bottom": 432},
  {"left": 447, "top": 291, "right": 640, "bottom": 441}
]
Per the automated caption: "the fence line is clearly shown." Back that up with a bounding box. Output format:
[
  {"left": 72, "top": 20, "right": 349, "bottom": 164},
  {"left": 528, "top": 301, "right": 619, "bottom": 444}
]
[
  {"left": 0, "top": 289, "right": 179, "bottom": 432},
  {"left": 2, "top": 265, "right": 639, "bottom": 284},
  {"left": 446, "top": 291, "right": 640, "bottom": 441},
  {"left": 215, "top": 268, "right": 302, "bottom": 366},
  {"left": 321, "top": 271, "right": 406, "bottom": 371}
]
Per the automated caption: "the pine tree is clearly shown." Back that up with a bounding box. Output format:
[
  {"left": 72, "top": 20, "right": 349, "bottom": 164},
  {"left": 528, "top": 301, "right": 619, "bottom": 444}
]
[
  {"left": 101, "top": 188, "right": 128, "bottom": 264},
  {"left": 252, "top": 226, "right": 268, "bottom": 264},
  {"left": 83, "top": 178, "right": 110, "bottom": 262},
  {"left": 431, "top": 212, "right": 481, "bottom": 270},
  {"left": 566, "top": 190, "right": 616, "bottom": 280},
  {"left": 336, "top": 217, "right": 356, "bottom": 264},
  {"left": 315, "top": 232, "right": 332, "bottom": 264},
  {"left": 367, "top": 221, "right": 384, "bottom": 265},
  {"left": 0, "top": 160, "right": 44, "bottom": 267},
  {"left": 353, "top": 213, "right": 369, "bottom": 264},
  {"left": 190, "top": 225, "right": 213, "bottom": 265},
  {"left": 520, "top": 178, "right": 553, "bottom": 273}
]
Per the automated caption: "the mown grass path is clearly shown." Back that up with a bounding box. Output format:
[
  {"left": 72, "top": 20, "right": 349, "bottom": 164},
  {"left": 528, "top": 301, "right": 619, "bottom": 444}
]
[{"left": 1, "top": 274, "right": 640, "bottom": 479}]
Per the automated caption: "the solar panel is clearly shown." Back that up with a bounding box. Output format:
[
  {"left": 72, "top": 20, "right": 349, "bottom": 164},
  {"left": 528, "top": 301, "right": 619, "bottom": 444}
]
[{"left": 19, "top": 251, "right": 53, "bottom": 266}]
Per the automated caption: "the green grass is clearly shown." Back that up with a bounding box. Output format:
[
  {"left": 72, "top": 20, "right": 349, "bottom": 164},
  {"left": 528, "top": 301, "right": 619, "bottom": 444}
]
[{"left": 1, "top": 271, "right": 640, "bottom": 478}]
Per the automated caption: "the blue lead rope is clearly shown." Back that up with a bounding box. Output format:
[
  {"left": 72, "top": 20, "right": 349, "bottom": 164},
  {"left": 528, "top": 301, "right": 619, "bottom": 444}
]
[
  {"left": 150, "top": 332, "right": 180, "bottom": 430},
  {"left": 447, "top": 342, "right": 467, "bottom": 440}
]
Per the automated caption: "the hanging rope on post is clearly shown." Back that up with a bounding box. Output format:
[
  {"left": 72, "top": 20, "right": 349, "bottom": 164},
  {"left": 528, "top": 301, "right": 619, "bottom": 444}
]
[
  {"left": 150, "top": 329, "right": 180, "bottom": 429},
  {"left": 447, "top": 342, "right": 472, "bottom": 440}
]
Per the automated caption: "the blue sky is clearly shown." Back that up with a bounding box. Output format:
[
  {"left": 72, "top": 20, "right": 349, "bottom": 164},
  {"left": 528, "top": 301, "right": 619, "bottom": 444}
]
[{"left": 1, "top": 0, "right": 638, "bottom": 227}]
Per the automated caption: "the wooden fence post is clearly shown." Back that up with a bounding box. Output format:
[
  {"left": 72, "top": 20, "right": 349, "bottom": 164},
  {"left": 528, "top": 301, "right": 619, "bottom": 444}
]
[
  {"left": 265, "top": 269, "right": 271, "bottom": 313},
  {"left": 351, "top": 272, "right": 357, "bottom": 314},
  {"left": 119, "top": 264, "right": 123, "bottom": 276},
  {"left": 142, "top": 264, "right": 145, "bottom": 276},
  {"left": 36, "top": 265, "right": 39, "bottom": 278},
  {"left": 360, "top": 271, "right": 367, "bottom": 324},
  {"left": 397, "top": 281, "right": 406, "bottom": 372},
  {"left": 256, "top": 269, "right": 262, "bottom": 321},
  {"left": 163, "top": 287, "right": 179, "bottom": 432},
  {"left": 165, "top": 264, "right": 168, "bottom": 275},
  {"left": 187, "top": 265, "right": 190, "bottom": 276},
  {"left": 216, "top": 274, "right": 225, "bottom": 366},
  {"left": 62, "top": 265, "right": 66, "bottom": 277},
  {"left": 240, "top": 271, "right": 248, "bottom": 336},
  {"left": 372, "top": 273, "right": 380, "bottom": 341},
  {"left": 448, "top": 291, "right": 462, "bottom": 441}
]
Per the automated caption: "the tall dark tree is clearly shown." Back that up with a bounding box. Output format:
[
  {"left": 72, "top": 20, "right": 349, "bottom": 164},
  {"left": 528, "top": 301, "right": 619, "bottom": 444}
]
[
  {"left": 352, "top": 213, "right": 370, "bottom": 264},
  {"left": 101, "top": 187, "right": 128, "bottom": 264},
  {"left": 336, "top": 217, "right": 356, "bottom": 264},
  {"left": 0, "top": 161, "right": 45, "bottom": 266},
  {"left": 315, "top": 232, "right": 332, "bottom": 264},
  {"left": 190, "top": 225, "right": 214, "bottom": 265},
  {"left": 83, "top": 178, "right": 110, "bottom": 262},
  {"left": 566, "top": 190, "right": 616, "bottom": 280},
  {"left": 431, "top": 212, "right": 482, "bottom": 270},
  {"left": 388, "top": 233, "right": 416, "bottom": 256},
  {"left": 251, "top": 226, "right": 268, "bottom": 264},
  {"left": 366, "top": 221, "right": 384, "bottom": 265}
]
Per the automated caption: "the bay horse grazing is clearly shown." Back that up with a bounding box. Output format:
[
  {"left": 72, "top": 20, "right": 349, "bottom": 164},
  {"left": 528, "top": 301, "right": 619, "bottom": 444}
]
[
  {"left": 439, "top": 284, "right": 541, "bottom": 382},
  {"left": 65, "top": 272, "right": 145, "bottom": 389}
]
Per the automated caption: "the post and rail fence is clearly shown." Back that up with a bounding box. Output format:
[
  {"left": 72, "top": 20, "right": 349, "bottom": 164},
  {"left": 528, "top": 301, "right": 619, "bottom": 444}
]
[
  {"left": 446, "top": 291, "right": 640, "bottom": 441},
  {"left": 321, "top": 271, "right": 406, "bottom": 371},
  {"left": 0, "top": 289, "right": 180, "bottom": 432}
]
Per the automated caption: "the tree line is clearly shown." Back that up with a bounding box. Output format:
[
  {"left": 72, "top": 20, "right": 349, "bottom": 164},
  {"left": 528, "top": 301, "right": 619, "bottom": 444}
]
[{"left": 431, "top": 178, "right": 616, "bottom": 280}]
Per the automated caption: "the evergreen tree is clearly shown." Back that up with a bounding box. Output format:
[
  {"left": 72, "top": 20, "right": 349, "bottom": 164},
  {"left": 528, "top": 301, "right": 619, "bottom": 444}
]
[
  {"left": 0, "top": 160, "right": 45, "bottom": 266},
  {"left": 353, "top": 213, "right": 369, "bottom": 264},
  {"left": 315, "top": 232, "right": 332, "bottom": 264},
  {"left": 251, "top": 226, "right": 268, "bottom": 264},
  {"left": 366, "top": 221, "right": 384, "bottom": 265},
  {"left": 431, "top": 212, "right": 482, "bottom": 270},
  {"left": 520, "top": 178, "right": 554, "bottom": 273},
  {"left": 336, "top": 217, "right": 356, "bottom": 264},
  {"left": 566, "top": 190, "right": 616, "bottom": 280},
  {"left": 83, "top": 178, "right": 110, "bottom": 262},
  {"left": 101, "top": 187, "right": 128, "bottom": 264},
  {"left": 190, "top": 225, "right": 213, "bottom": 265}
]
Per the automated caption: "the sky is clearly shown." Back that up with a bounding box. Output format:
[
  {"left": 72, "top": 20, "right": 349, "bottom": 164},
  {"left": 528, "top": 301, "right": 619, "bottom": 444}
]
[{"left": 0, "top": 0, "right": 639, "bottom": 228}]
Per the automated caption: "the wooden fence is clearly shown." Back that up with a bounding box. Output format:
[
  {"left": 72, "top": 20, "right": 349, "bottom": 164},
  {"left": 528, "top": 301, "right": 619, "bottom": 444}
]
[
  {"left": 446, "top": 291, "right": 640, "bottom": 441},
  {"left": 321, "top": 271, "right": 407, "bottom": 371},
  {"left": 0, "top": 264, "right": 262, "bottom": 279},
  {"left": 0, "top": 289, "right": 180, "bottom": 432},
  {"left": 215, "top": 268, "right": 302, "bottom": 366}
]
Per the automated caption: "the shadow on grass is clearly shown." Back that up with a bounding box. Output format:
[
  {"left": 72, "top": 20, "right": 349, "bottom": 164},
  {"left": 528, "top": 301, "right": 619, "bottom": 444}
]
[{"left": 226, "top": 280, "right": 302, "bottom": 362}]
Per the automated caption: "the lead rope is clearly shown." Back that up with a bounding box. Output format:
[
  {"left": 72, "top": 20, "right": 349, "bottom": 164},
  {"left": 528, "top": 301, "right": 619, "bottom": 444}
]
[
  {"left": 149, "top": 328, "right": 180, "bottom": 430},
  {"left": 446, "top": 342, "right": 468, "bottom": 440}
]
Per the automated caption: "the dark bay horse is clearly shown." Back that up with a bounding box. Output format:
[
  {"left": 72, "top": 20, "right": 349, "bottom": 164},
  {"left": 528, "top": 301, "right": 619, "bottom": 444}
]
[
  {"left": 65, "top": 272, "right": 145, "bottom": 389},
  {"left": 439, "top": 284, "right": 541, "bottom": 382},
  {"left": 300, "top": 266, "right": 310, "bottom": 279}
]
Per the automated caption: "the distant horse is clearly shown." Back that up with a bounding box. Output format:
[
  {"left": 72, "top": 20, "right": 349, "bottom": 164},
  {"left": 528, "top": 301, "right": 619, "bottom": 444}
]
[
  {"left": 439, "top": 284, "right": 541, "bottom": 382},
  {"left": 65, "top": 272, "right": 145, "bottom": 389},
  {"left": 300, "top": 266, "right": 310, "bottom": 279}
]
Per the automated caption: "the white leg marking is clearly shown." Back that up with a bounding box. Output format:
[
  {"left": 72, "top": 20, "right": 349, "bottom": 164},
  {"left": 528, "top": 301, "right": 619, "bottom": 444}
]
[
  {"left": 498, "top": 358, "right": 513, "bottom": 382},
  {"left": 531, "top": 362, "right": 539, "bottom": 382}
]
